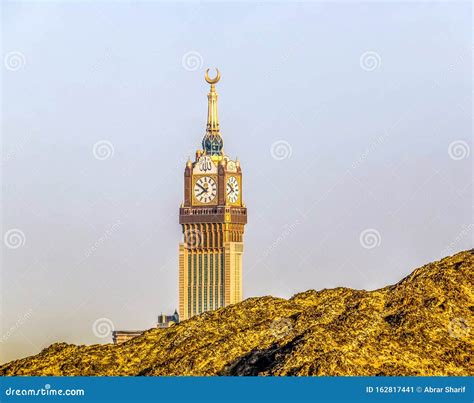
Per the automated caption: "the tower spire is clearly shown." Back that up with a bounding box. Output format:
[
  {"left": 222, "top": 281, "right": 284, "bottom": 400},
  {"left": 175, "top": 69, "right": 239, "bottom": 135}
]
[
  {"left": 205, "top": 68, "right": 221, "bottom": 133},
  {"left": 202, "top": 68, "right": 224, "bottom": 157}
]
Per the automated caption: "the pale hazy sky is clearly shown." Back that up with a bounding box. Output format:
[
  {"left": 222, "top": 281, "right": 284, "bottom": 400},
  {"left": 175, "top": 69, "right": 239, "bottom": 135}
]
[{"left": 1, "top": 1, "right": 472, "bottom": 363}]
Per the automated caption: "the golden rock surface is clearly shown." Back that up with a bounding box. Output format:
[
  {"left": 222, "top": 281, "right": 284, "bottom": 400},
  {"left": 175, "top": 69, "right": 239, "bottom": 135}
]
[{"left": 2, "top": 250, "right": 473, "bottom": 376}]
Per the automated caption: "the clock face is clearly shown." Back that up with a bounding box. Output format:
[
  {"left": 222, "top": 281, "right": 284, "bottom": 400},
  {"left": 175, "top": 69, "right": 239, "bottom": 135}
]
[
  {"left": 226, "top": 176, "right": 240, "bottom": 203},
  {"left": 194, "top": 176, "right": 217, "bottom": 204}
]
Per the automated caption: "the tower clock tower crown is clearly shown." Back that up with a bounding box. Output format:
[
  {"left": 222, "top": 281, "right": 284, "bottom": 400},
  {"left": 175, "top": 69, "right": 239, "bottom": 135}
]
[
  {"left": 178, "top": 69, "right": 247, "bottom": 321},
  {"left": 202, "top": 68, "right": 224, "bottom": 157}
]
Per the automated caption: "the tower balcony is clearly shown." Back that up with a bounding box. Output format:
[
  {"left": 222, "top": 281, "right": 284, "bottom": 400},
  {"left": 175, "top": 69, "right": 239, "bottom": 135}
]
[{"left": 179, "top": 206, "right": 247, "bottom": 225}]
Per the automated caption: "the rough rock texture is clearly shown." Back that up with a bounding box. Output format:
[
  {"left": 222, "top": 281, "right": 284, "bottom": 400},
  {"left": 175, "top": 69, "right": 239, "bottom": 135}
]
[{"left": 1, "top": 251, "right": 473, "bottom": 376}]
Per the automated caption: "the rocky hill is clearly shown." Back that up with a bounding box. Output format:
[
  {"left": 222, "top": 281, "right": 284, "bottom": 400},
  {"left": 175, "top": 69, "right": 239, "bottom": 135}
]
[{"left": 1, "top": 250, "right": 473, "bottom": 376}]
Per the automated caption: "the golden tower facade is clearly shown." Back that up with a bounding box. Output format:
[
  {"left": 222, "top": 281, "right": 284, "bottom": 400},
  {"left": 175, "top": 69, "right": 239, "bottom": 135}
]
[{"left": 178, "top": 69, "right": 247, "bottom": 320}]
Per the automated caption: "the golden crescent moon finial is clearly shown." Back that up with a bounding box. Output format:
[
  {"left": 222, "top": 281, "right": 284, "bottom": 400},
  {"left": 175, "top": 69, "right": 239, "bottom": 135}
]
[{"left": 205, "top": 68, "right": 221, "bottom": 85}]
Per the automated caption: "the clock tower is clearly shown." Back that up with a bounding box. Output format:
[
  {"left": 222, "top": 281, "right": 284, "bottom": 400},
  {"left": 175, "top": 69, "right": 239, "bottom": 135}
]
[{"left": 178, "top": 69, "right": 247, "bottom": 320}]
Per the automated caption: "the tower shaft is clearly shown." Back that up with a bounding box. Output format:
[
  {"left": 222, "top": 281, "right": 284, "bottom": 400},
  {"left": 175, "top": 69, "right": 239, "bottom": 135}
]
[{"left": 178, "top": 69, "right": 247, "bottom": 321}]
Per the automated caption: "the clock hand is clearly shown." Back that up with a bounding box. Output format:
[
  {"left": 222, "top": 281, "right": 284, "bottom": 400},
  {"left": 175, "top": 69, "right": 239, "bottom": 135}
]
[{"left": 196, "top": 183, "right": 207, "bottom": 192}]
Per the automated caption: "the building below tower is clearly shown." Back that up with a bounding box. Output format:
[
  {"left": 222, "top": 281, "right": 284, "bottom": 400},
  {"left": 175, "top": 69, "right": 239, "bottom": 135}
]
[
  {"left": 112, "top": 330, "right": 144, "bottom": 345},
  {"left": 157, "top": 310, "right": 179, "bottom": 328},
  {"left": 111, "top": 309, "right": 180, "bottom": 345}
]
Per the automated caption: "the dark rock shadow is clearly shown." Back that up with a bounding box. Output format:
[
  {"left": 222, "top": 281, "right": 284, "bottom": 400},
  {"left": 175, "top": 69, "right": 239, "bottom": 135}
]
[{"left": 220, "top": 335, "right": 305, "bottom": 376}]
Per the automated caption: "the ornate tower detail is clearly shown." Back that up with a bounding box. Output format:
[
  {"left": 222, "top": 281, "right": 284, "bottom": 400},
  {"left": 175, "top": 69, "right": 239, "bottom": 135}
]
[
  {"left": 178, "top": 69, "right": 247, "bottom": 320},
  {"left": 202, "top": 68, "right": 223, "bottom": 156}
]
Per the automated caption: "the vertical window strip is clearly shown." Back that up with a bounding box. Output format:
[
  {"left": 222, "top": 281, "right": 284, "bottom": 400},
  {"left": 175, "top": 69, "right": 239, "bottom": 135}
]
[
  {"left": 187, "top": 254, "right": 192, "bottom": 318},
  {"left": 193, "top": 254, "right": 197, "bottom": 316},
  {"left": 210, "top": 254, "right": 213, "bottom": 308},
  {"left": 198, "top": 254, "right": 202, "bottom": 314},
  {"left": 215, "top": 252, "right": 219, "bottom": 309},
  {"left": 221, "top": 252, "right": 224, "bottom": 306},
  {"left": 204, "top": 254, "right": 208, "bottom": 311}
]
